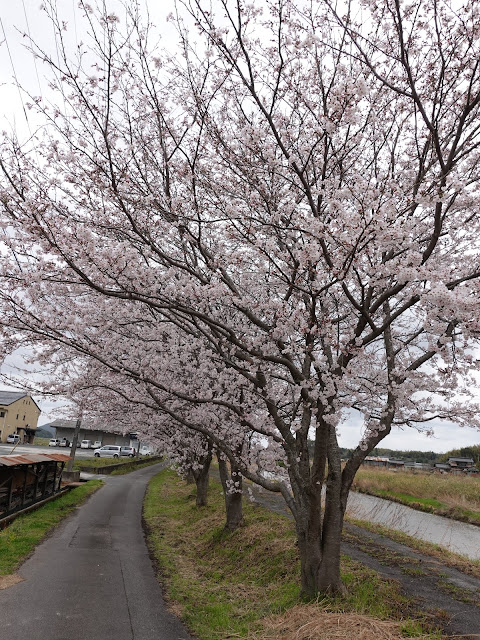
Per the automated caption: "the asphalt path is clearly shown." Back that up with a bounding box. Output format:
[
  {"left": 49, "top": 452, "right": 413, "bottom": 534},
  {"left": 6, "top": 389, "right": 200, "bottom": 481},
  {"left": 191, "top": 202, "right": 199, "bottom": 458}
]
[{"left": 0, "top": 462, "right": 195, "bottom": 640}]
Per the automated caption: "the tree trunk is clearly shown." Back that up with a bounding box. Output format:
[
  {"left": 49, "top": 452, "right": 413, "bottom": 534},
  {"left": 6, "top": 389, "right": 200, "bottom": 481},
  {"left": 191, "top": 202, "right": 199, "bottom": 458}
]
[
  {"left": 217, "top": 454, "right": 244, "bottom": 530},
  {"left": 191, "top": 443, "right": 213, "bottom": 507},
  {"left": 194, "top": 468, "right": 210, "bottom": 506},
  {"left": 294, "top": 479, "right": 324, "bottom": 599},
  {"left": 295, "top": 488, "right": 346, "bottom": 598},
  {"left": 292, "top": 419, "right": 347, "bottom": 598}
]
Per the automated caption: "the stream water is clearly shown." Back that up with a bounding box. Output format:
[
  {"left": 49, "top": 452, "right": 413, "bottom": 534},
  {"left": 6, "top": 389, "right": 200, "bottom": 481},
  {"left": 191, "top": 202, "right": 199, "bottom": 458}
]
[{"left": 346, "top": 491, "right": 480, "bottom": 560}]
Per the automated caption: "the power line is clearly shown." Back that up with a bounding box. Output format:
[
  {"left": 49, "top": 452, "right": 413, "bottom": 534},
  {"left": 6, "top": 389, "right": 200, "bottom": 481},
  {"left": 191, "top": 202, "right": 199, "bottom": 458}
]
[
  {"left": 21, "top": 0, "right": 43, "bottom": 97},
  {"left": 0, "top": 15, "right": 31, "bottom": 129}
]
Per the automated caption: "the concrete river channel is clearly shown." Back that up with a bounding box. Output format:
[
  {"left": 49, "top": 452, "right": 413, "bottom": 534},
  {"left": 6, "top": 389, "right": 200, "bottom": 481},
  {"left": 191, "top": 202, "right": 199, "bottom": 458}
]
[{"left": 346, "top": 491, "right": 480, "bottom": 560}]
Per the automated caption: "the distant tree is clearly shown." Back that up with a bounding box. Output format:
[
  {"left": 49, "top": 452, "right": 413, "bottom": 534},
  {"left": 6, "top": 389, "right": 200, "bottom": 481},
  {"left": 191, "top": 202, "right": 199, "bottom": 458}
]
[
  {"left": 370, "top": 449, "right": 439, "bottom": 463},
  {"left": 2, "top": 0, "right": 480, "bottom": 596}
]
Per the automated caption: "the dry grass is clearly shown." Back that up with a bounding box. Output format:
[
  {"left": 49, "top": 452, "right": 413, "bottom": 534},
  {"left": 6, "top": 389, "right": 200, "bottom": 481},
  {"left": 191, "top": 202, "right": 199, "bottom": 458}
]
[
  {"left": 248, "top": 605, "right": 430, "bottom": 640},
  {"left": 0, "top": 574, "right": 23, "bottom": 590},
  {"left": 353, "top": 468, "right": 480, "bottom": 521}
]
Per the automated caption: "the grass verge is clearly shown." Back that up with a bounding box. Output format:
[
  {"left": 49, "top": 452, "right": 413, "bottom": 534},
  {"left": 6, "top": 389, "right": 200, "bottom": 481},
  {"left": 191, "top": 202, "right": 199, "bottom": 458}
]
[
  {"left": 72, "top": 457, "right": 124, "bottom": 469},
  {"left": 143, "top": 469, "right": 443, "bottom": 640},
  {"left": 73, "top": 456, "right": 161, "bottom": 474},
  {"left": 0, "top": 480, "right": 103, "bottom": 576},
  {"left": 109, "top": 458, "right": 162, "bottom": 475}
]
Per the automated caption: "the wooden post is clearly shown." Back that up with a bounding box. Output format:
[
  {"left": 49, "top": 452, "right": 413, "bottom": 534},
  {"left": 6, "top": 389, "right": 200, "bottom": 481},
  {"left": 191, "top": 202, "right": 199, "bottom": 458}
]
[
  {"left": 33, "top": 464, "right": 40, "bottom": 499},
  {"left": 41, "top": 463, "right": 48, "bottom": 497},
  {"left": 21, "top": 466, "right": 28, "bottom": 506},
  {"left": 52, "top": 461, "right": 58, "bottom": 494},
  {"left": 7, "top": 475, "right": 13, "bottom": 512}
]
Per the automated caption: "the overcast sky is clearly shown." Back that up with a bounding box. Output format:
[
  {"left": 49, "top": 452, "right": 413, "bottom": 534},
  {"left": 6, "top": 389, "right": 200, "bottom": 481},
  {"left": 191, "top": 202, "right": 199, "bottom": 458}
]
[{"left": 1, "top": 1, "right": 479, "bottom": 453}]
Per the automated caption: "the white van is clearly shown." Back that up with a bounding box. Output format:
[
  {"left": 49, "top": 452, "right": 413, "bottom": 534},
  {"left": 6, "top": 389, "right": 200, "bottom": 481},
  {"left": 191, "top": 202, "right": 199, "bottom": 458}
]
[
  {"left": 7, "top": 434, "right": 20, "bottom": 444},
  {"left": 80, "top": 439, "right": 92, "bottom": 449}
]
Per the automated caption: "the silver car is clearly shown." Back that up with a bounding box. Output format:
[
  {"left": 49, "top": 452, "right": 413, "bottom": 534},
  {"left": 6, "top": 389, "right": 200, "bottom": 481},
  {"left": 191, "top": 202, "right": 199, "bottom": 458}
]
[{"left": 93, "top": 445, "right": 122, "bottom": 458}]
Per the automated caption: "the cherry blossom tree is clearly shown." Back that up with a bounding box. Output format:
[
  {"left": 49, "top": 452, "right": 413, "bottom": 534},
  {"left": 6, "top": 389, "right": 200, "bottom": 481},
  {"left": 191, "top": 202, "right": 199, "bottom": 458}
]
[
  {"left": 2, "top": 0, "right": 480, "bottom": 596},
  {"left": 69, "top": 374, "right": 217, "bottom": 506}
]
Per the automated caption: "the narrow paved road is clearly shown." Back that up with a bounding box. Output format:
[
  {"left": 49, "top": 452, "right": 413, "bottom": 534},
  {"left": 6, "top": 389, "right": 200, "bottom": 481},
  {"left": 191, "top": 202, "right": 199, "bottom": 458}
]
[{"left": 0, "top": 462, "right": 195, "bottom": 640}]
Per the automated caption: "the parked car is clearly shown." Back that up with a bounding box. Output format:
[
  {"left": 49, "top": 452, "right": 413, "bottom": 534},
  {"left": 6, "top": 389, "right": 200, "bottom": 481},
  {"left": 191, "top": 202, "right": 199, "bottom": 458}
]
[
  {"left": 93, "top": 441, "right": 102, "bottom": 448},
  {"left": 120, "top": 446, "right": 136, "bottom": 457},
  {"left": 139, "top": 445, "right": 155, "bottom": 455},
  {"left": 7, "top": 434, "right": 21, "bottom": 444},
  {"left": 49, "top": 438, "right": 61, "bottom": 447},
  {"left": 93, "top": 445, "right": 122, "bottom": 458},
  {"left": 59, "top": 438, "right": 70, "bottom": 447},
  {"left": 80, "top": 440, "right": 93, "bottom": 449}
]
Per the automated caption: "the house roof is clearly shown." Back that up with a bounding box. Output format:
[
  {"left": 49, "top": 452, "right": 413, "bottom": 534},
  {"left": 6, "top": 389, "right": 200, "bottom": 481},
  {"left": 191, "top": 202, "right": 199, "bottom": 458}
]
[
  {"left": 0, "top": 390, "right": 41, "bottom": 412},
  {"left": 448, "top": 457, "right": 475, "bottom": 464},
  {"left": 0, "top": 391, "right": 29, "bottom": 406}
]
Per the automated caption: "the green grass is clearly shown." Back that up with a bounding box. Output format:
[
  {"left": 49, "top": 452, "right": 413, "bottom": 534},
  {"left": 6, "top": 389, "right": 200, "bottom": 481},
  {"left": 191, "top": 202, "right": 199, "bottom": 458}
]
[
  {"left": 72, "top": 456, "right": 161, "bottom": 475},
  {"left": 0, "top": 480, "right": 103, "bottom": 576},
  {"left": 109, "top": 458, "right": 162, "bottom": 475},
  {"left": 143, "top": 469, "right": 443, "bottom": 640},
  {"left": 72, "top": 457, "right": 124, "bottom": 469},
  {"left": 373, "top": 489, "right": 446, "bottom": 511}
]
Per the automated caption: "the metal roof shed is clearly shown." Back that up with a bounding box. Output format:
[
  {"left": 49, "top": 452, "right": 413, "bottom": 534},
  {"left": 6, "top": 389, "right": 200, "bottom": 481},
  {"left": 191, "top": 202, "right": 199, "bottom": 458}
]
[{"left": 0, "top": 453, "right": 70, "bottom": 520}]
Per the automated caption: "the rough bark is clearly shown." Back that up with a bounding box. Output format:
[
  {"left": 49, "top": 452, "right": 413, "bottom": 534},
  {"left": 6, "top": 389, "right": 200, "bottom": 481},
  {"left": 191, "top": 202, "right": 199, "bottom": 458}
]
[
  {"left": 193, "top": 467, "right": 210, "bottom": 506},
  {"left": 217, "top": 453, "right": 244, "bottom": 530},
  {"left": 191, "top": 443, "right": 213, "bottom": 507},
  {"left": 289, "top": 417, "right": 350, "bottom": 598}
]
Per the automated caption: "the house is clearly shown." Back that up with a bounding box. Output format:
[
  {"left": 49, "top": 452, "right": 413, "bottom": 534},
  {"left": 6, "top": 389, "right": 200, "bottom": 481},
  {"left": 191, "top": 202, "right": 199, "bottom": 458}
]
[
  {"left": 386, "top": 459, "right": 405, "bottom": 469},
  {"left": 433, "top": 458, "right": 478, "bottom": 474},
  {"left": 0, "top": 391, "right": 41, "bottom": 444},
  {"left": 447, "top": 457, "right": 477, "bottom": 474},
  {"left": 363, "top": 456, "right": 390, "bottom": 467},
  {"left": 433, "top": 463, "right": 451, "bottom": 473}
]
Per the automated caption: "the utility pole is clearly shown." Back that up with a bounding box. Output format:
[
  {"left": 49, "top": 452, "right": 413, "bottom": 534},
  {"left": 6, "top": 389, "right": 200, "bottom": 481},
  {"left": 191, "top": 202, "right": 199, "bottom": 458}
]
[{"left": 66, "top": 415, "right": 82, "bottom": 472}]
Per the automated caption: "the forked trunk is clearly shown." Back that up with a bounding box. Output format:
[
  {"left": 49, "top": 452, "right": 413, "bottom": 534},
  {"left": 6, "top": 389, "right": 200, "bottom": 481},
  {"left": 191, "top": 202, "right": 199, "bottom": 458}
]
[
  {"left": 217, "top": 454, "right": 244, "bottom": 530},
  {"left": 296, "top": 490, "right": 346, "bottom": 598},
  {"left": 293, "top": 431, "right": 347, "bottom": 599}
]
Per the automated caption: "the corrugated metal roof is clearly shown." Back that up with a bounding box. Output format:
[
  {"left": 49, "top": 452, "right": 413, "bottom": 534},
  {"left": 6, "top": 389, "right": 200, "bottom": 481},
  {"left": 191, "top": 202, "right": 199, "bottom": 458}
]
[{"left": 0, "top": 453, "right": 71, "bottom": 467}]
